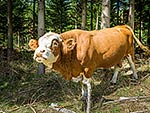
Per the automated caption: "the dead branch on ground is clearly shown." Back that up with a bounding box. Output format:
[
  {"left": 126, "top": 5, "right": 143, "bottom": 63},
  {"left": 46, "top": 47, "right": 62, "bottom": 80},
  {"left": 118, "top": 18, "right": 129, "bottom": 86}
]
[
  {"left": 50, "top": 103, "right": 76, "bottom": 113},
  {"left": 103, "top": 95, "right": 150, "bottom": 105}
]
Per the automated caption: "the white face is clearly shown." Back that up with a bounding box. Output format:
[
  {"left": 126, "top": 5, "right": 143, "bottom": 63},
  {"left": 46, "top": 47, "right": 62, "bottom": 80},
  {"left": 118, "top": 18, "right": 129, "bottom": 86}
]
[{"left": 33, "top": 32, "right": 62, "bottom": 68}]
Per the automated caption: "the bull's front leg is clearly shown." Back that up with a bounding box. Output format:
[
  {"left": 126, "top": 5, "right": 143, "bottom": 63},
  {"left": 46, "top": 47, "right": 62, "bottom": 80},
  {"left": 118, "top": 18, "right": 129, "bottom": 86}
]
[
  {"left": 81, "top": 77, "right": 92, "bottom": 113},
  {"left": 72, "top": 73, "right": 92, "bottom": 113},
  {"left": 80, "top": 81, "right": 87, "bottom": 112}
]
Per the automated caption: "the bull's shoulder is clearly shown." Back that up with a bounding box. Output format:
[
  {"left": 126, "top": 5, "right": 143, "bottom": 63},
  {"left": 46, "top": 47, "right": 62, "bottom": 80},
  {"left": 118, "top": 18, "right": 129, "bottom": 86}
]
[{"left": 60, "top": 29, "right": 86, "bottom": 40}]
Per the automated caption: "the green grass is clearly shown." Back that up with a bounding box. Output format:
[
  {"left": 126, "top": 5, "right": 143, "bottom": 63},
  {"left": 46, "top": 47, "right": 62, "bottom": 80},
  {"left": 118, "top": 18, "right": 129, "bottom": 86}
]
[{"left": 0, "top": 50, "right": 150, "bottom": 113}]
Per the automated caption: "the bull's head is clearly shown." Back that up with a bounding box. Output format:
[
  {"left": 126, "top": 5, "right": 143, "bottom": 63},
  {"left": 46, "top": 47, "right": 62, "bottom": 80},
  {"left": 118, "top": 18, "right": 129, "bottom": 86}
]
[{"left": 28, "top": 32, "right": 62, "bottom": 68}]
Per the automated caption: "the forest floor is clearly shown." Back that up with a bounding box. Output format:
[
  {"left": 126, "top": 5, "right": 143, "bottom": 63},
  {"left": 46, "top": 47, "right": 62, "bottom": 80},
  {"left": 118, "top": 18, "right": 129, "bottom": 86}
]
[{"left": 0, "top": 48, "right": 150, "bottom": 113}]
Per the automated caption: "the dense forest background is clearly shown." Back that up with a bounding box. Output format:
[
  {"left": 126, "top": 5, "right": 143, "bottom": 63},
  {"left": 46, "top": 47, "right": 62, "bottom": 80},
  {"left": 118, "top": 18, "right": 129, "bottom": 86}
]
[
  {"left": 0, "top": 0, "right": 150, "bottom": 113},
  {"left": 0, "top": 0, "right": 150, "bottom": 51}
]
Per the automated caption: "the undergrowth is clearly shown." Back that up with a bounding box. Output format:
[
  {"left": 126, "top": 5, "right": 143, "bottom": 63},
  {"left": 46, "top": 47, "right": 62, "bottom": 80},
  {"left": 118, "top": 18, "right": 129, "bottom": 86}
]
[{"left": 0, "top": 49, "right": 150, "bottom": 113}]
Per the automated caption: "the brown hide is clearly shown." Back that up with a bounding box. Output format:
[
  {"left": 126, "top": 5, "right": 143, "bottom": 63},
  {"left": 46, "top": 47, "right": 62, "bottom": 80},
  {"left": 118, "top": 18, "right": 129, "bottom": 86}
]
[
  {"left": 52, "top": 25, "right": 134, "bottom": 80},
  {"left": 52, "top": 30, "right": 85, "bottom": 80}
]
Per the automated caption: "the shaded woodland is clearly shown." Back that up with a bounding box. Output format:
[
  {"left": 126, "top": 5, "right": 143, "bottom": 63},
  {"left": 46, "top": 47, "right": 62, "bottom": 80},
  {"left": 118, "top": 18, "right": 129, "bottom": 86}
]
[{"left": 0, "top": 0, "right": 150, "bottom": 113}]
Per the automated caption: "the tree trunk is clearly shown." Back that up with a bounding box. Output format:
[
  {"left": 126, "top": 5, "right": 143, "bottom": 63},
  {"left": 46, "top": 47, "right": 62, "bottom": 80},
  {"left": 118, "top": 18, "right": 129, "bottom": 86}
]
[
  {"left": 33, "top": 0, "right": 36, "bottom": 39},
  {"left": 139, "top": 21, "right": 143, "bottom": 42},
  {"left": 139, "top": 0, "right": 143, "bottom": 42},
  {"left": 101, "top": 0, "right": 110, "bottom": 29},
  {"left": 95, "top": 2, "right": 100, "bottom": 30},
  {"left": 117, "top": 0, "right": 119, "bottom": 24},
  {"left": 75, "top": 20, "right": 77, "bottom": 29},
  {"left": 81, "top": 0, "right": 87, "bottom": 30},
  {"left": 147, "top": 9, "right": 150, "bottom": 47},
  {"left": 95, "top": 11, "right": 99, "bottom": 30},
  {"left": 7, "top": 0, "right": 13, "bottom": 61},
  {"left": 90, "top": 0, "right": 93, "bottom": 30},
  {"left": 38, "top": 0, "right": 45, "bottom": 75},
  {"left": 17, "top": 31, "right": 20, "bottom": 47},
  {"left": 128, "top": 0, "right": 134, "bottom": 30}
]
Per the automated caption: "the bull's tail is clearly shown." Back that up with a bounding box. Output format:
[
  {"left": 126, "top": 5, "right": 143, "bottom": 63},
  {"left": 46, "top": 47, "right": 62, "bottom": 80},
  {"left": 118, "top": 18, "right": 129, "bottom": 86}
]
[{"left": 125, "top": 25, "right": 150, "bottom": 55}]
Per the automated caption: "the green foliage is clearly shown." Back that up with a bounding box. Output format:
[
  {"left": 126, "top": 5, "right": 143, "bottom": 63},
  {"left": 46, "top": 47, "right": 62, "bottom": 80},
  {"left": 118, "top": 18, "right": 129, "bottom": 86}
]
[
  {"left": 45, "top": 0, "right": 72, "bottom": 33},
  {"left": 0, "top": 0, "right": 7, "bottom": 46},
  {"left": 0, "top": 1, "right": 150, "bottom": 112},
  {"left": 110, "top": 0, "right": 129, "bottom": 26},
  {"left": 0, "top": 0, "right": 7, "bottom": 33},
  {"left": 0, "top": 0, "right": 149, "bottom": 50},
  {"left": 0, "top": 0, "right": 38, "bottom": 48}
]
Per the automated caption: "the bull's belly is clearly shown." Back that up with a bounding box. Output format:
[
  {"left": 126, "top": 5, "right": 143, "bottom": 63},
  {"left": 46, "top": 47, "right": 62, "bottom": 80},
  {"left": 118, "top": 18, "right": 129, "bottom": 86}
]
[
  {"left": 97, "top": 52, "right": 125, "bottom": 68},
  {"left": 98, "top": 59, "right": 122, "bottom": 68}
]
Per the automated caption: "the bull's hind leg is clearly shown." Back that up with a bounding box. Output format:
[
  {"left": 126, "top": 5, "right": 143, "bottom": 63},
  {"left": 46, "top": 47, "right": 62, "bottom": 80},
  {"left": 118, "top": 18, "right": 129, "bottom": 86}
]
[
  {"left": 110, "top": 66, "right": 120, "bottom": 84},
  {"left": 126, "top": 54, "right": 138, "bottom": 79}
]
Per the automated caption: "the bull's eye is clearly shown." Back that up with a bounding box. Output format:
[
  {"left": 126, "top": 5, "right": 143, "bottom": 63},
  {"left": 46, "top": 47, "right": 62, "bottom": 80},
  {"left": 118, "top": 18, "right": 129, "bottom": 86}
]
[
  {"left": 52, "top": 39, "right": 59, "bottom": 47},
  {"left": 53, "top": 41, "right": 58, "bottom": 46}
]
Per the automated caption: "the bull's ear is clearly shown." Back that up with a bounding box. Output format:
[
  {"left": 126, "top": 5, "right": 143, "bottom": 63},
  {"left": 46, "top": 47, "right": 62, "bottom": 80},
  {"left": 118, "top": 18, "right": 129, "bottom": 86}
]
[
  {"left": 28, "top": 39, "right": 38, "bottom": 50},
  {"left": 66, "top": 39, "right": 76, "bottom": 51},
  {"left": 66, "top": 38, "right": 76, "bottom": 51},
  {"left": 63, "top": 38, "right": 76, "bottom": 54}
]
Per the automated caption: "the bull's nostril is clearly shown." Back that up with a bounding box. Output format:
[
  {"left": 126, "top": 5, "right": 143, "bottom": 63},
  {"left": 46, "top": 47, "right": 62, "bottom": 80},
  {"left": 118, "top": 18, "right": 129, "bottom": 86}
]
[
  {"left": 36, "top": 53, "right": 42, "bottom": 57},
  {"left": 40, "top": 50, "right": 45, "bottom": 53}
]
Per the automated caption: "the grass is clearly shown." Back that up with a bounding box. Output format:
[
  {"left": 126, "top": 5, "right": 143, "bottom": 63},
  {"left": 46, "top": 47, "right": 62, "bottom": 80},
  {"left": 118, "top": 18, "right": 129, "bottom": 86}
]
[{"left": 0, "top": 49, "right": 150, "bottom": 113}]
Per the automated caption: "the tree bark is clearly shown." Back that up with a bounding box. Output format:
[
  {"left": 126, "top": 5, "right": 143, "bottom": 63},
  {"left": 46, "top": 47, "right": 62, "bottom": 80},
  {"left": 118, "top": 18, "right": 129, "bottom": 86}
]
[
  {"left": 95, "top": 11, "right": 99, "bottom": 30},
  {"left": 101, "top": 0, "right": 110, "bottom": 29},
  {"left": 128, "top": 0, "right": 134, "bottom": 30},
  {"left": 38, "top": 0, "right": 45, "bottom": 75},
  {"left": 7, "top": 0, "right": 13, "bottom": 61},
  {"left": 81, "top": 0, "right": 87, "bottom": 30},
  {"left": 90, "top": 0, "right": 93, "bottom": 30},
  {"left": 17, "top": 31, "right": 20, "bottom": 47},
  {"left": 95, "top": 2, "right": 100, "bottom": 30},
  {"left": 117, "top": 0, "right": 120, "bottom": 24},
  {"left": 147, "top": 9, "right": 150, "bottom": 47},
  {"left": 33, "top": 0, "right": 36, "bottom": 39},
  {"left": 139, "top": 0, "right": 143, "bottom": 42}
]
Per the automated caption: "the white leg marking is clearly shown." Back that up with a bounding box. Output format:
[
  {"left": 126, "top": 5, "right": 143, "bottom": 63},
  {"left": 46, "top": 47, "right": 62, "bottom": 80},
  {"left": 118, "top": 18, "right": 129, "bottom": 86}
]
[
  {"left": 72, "top": 76, "right": 83, "bottom": 83},
  {"left": 126, "top": 54, "right": 138, "bottom": 79},
  {"left": 81, "top": 83, "right": 87, "bottom": 100},
  {"left": 110, "top": 66, "right": 120, "bottom": 84},
  {"left": 82, "top": 78, "right": 91, "bottom": 113}
]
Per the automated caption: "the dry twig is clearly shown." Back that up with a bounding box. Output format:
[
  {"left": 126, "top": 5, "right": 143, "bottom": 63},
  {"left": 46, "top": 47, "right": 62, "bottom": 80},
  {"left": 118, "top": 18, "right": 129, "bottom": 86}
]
[
  {"left": 130, "top": 110, "right": 150, "bottom": 113},
  {"left": 103, "top": 95, "right": 150, "bottom": 105},
  {"left": 28, "top": 105, "right": 37, "bottom": 113},
  {"left": 7, "top": 106, "right": 20, "bottom": 112},
  {"left": 50, "top": 103, "right": 76, "bottom": 113}
]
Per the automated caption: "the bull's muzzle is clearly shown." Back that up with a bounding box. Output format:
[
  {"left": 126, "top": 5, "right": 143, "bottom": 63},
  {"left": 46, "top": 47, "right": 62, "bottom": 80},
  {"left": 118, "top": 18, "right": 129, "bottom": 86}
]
[{"left": 34, "top": 50, "right": 47, "bottom": 63}]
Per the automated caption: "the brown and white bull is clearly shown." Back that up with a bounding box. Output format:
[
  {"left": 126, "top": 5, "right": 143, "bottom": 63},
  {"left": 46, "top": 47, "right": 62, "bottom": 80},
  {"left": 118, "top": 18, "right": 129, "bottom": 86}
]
[{"left": 29, "top": 25, "right": 150, "bottom": 113}]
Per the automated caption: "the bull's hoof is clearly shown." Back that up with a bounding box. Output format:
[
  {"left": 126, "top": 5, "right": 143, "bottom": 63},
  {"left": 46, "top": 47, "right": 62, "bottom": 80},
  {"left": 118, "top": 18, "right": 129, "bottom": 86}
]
[
  {"left": 110, "top": 82, "right": 117, "bottom": 86},
  {"left": 130, "top": 76, "right": 138, "bottom": 82}
]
